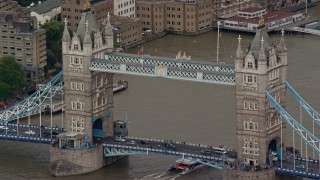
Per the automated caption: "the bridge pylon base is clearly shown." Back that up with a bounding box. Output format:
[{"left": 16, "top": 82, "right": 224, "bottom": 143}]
[
  {"left": 223, "top": 167, "right": 275, "bottom": 180},
  {"left": 49, "top": 145, "right": 123, "bottom": 177}
]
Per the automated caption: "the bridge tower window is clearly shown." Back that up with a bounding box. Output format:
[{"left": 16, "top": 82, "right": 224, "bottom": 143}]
[
  {"left": 71, "top": 101, "right": 85, "bottom": 110},
  {"left": 71, "top": 117, "right": 85, "bottom": 132}
]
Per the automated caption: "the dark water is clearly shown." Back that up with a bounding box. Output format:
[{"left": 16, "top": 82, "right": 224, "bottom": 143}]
[{"left": 0, "top": 7, "right": 319, "bottom": 180}]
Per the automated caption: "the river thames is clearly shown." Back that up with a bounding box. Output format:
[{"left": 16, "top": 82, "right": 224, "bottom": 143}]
[{"left": 0, "top": 7, "right": 319, "bottom": 180}]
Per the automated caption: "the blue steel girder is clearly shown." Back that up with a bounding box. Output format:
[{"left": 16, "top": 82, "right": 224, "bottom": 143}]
[
  {"left": 90, "top": 60, "right": 235, "bottom": 85},
  {"left": 0, "top": 72, "right": 64, "bottom": 123},
  {"left": 104, "top": 53, "right": 235, "bottom": 74},
  {"left": 103, "top": 144, "right": 225, "bottom": 170},
  {"left": 275, "top": 167, "right": 320, "bottom": 179},
  {"left": 285, "top": 81, "right": 320, "bottom": 126},
  {"left": 266, "top": 90, "right": 320, "bottom": 153}
]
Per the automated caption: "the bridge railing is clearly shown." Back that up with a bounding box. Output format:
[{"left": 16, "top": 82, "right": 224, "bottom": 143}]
[
  {"left": 276, "top": 167, "right": 320, "bottom": 179},
  {"left": 0, "top": 123, "right": 64, "bottom": 131},
  {"left": 125, "top": 136, "right": 211, "bottom": 148},
  {"left": 0, "top": 134, "right": 51, "bottom": 144},
  {"left": 103, "top": 143, "right": 223, "bottom": 161},
  {"left": 292, "top": 27, "right": 320, "bottom": 36}
]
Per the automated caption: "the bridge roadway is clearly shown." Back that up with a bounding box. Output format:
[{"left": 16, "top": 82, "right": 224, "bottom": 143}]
[
  {"left": 0, "top": 123, "right": 64, "bottom": 144},
  {"left": 102, "top": 136, "right": 236, "bottom": 169}
]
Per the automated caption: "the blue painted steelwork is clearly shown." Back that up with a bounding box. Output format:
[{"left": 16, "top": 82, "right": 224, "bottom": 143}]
[
  {"left": 103, "top": 143, "right": 225, "bottom": 170},
  {"left": 0, "top": 134, "right": 52, "bottom": 144},
  {"left": 275, "top": 167, "right": 320, "bottom": 179},
  {"left": 266, "top": 90, "right": 320, "bottom": 153},
  {"left": 285, "top": 81, "right": 320, "bottom": 126},
  {"left": 90, "top": 60, "right": 235, "bottom": 85},
  {"left": 0, "top": 72, "right": 64, "bottom": 123}
]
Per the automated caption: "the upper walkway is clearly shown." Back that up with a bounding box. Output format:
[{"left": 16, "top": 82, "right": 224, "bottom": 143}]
[{"left": 90, "top": 52, "right": 235, "bottom": 85}]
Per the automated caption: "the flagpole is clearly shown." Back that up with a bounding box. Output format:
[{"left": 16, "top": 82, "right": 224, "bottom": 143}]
[{"left": 216, "top": 21, "right": 220, "bottom": 63}]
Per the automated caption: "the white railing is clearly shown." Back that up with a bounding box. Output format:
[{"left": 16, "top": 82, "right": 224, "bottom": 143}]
[{"left": 292, "top": 27, "right": 320, "bottom": 36}]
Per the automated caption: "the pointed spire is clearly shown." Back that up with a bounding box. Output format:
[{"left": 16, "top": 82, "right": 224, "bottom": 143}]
[
  {"left": 236, "top": 35, "right": 243, "bottom": 58},
  {"left": 62, "top": 18, "right": 70, "bottom": 42},
  {"left": 259, "top": 37, "right": 266, "bottom": 61},
  {"left": 83, "top": 20, "right": 92, "bottom": 44},
  {"left": 105, "top": 12, "right": 113, "bottom": 35},
  {"left": 278, "top": 28, "right": 287, "bottom": 51}
]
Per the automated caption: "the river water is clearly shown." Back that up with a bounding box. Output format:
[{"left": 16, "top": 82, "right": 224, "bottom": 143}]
[{"left": 0, "top": 7, "right": 319, "bottom": 180}]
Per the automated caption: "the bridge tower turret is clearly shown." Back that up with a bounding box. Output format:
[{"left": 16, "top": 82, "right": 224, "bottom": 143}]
[
  {"left": 224, "top": 29, "right": 288, "bottom": 180},
  {"left": 50, "top": 10, "right": 117, "bottom": 177}
]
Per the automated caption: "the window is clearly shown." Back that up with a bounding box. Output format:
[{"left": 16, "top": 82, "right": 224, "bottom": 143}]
[
  {"left": 244, "top": 119, "right": 258, "bottom": 131},
  {"left": 71, "top": 117, "right": 85, "bottom": 132},
  {"left": 244, "top": 102, "right": 248, "bottom": 109},
  {"left": 71, "top": 101, "right": 85, "bottom": 110},
  {"left": 243, "top": 137, "right": 259, "bottom": 155},
  {"left": 248, "top": 62, "right": 253, "bottom": 68},
  {"left": 247, "top": 75, "right": 253, "bottom": 83},
  {"left": 73, "top": 44, "right": 79, "bottom": 50},
  {"left": 71, "top": 82, "right": 84, "bottom": 91}
]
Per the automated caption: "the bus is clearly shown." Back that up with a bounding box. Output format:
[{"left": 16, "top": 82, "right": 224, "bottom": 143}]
[{"left": 212, "top": 146, "right": 227, "bottom": 155}]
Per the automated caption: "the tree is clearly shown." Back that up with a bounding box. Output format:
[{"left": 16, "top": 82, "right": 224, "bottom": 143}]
[
  {"left": 41, "top": 21, "right": 64, "bottom": 66},
  {"left": 0, "top": 56, "right": 27, "bottom": 100}
]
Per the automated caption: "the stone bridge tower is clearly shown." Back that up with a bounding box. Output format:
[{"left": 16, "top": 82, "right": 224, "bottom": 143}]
[
  {"left": 50, "top": 11, "right": 116, "bottom": 177},
  {"left": 224, "top": 29, "right": 288, "bottom": 180},
  {"left": 61, "top": 12, "right": 114, "bottom": 141}
]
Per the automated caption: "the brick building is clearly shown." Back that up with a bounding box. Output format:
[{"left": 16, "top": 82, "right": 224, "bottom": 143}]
[
  {"left": 110, "top": 15, "right": 141, "bottom": 47},
  {"left": 114, "top": 0, "right": 135, "bottom": 18},
  {"left": 136, "top": 0, "right": 213, "bottom": 35},
  {"left": 0, "top": 12, "right": 47, "bottom": 83},
  {"left": 61, "top": 0, "right": 113, "bottom": 30}
]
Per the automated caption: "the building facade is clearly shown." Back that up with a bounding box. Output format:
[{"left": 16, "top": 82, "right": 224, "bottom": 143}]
[
  {"left": 110, "top": 15, "right": 141, "bottom": 47},
  {"left": 136, "top": 0, "right": 213, "bottom": 35},
  {"left": 0, "top": 0, "right": 30, "bottom": 17},
  {"left": 217, "top": 0, "right": 255, "bottom": 19},
  {"left": 0, "top": 12, "right": 47, "bottom": 83},
  {"left": 114, "top": 0, "right": 135, "bottom": 18},
  {"left": 223, "top": 8, "right": 303, "bottom": 32},
  {"left": 224, "top": 29, "right": 287, "bottom": 179},
  {"left": 61, "top": 0, "right": 113, "bottom": 31}
]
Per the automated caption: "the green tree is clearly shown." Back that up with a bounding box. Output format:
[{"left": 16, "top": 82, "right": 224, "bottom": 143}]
[
  {"left": 41, "top": 21, "right": 64, "bottom": 67},
  {"left": 0, "top": 56, "right": 27, "bottom": 100}
]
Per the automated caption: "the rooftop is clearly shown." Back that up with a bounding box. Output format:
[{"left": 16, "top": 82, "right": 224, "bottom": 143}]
[
  {"left": 227, "top": 10, "right": 301, "bottom": 25},
  {"left": 110, "top": 16, "right": 139, "bottom": 27},
  {"left": 30, "top": 0, "right": 61, "bottom": 14},
  {"left": 239, "top": 7, "right": 264, "bottom": 13}
]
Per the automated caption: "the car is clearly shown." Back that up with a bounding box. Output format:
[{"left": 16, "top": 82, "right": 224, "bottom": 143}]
[
  {"left": 0, "top": 126, "right": 9, "bottom": 130},
  {"left": 140, "top": 140, "right": 149, "bottom": 145},
  {"left": 115, "top": 136, "right": 126, "bottom": 142},
  {"left": 127, "top": 140, "right": 136, "bottom": 145},
  {"left": 8, "top": 128, "right": 17, "bottom": 133},
  {"left": 201, "top": 149, "right": 212, "bottom": 155},
  {"left": 167, "top": 144, "right": 176, "bottom": 151},
  {"left": 25, "top": 130, "right": 36, "bottom": 135}
]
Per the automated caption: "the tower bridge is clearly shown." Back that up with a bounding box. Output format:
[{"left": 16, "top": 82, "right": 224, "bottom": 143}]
[{"left": 0, "top": 9, "right": 320, "bottom": 180}]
